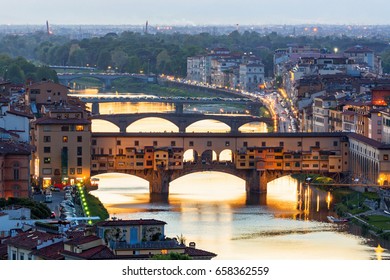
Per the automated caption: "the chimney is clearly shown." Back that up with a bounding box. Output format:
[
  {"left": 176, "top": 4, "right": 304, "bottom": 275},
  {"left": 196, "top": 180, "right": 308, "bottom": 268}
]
[{"left": 189, "top": 242, "right": 196, "bottom": 248}]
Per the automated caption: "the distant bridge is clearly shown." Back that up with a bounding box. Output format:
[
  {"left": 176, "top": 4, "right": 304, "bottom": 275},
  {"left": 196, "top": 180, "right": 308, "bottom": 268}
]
[
  {"left": 57, "top": 73, "right": 156, "bottom": 89},
  {"left": 91, "top": 112, "right": 274, "bottom": 133},
  {"left": 71, "top": 94, "right": 263, "bottom": 115}
]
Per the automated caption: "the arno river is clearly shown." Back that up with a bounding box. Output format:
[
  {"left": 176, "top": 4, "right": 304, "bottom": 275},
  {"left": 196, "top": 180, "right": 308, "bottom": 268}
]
[{"left": 81, "top": 89, "right": 390, "bottom": 260}]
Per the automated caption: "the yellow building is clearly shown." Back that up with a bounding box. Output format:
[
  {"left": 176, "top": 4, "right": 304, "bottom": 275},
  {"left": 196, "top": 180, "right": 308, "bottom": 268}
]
[{"left": 32, "top": 105, "right": 91, "bottom": 188}]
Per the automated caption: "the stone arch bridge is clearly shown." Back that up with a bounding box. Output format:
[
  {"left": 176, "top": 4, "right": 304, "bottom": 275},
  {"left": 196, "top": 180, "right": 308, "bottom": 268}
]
[
  {"left": 91, "top": 113, "right": 273, "bottom": 133},
  {"left": 91, "top": 162, "right": 295, "bottom": 194}
]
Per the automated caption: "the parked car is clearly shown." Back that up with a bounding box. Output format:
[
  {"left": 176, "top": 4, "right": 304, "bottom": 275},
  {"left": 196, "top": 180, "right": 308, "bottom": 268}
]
[{"left": 50, "top": 186, "right": 61, "bottom": 192}]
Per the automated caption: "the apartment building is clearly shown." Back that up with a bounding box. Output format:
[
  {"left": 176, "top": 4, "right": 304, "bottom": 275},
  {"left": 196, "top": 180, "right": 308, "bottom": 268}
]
[
  {"left": 32, "top": 105, "right": 91, "bottom": 189},
  {"left": 25, "top": 80, "right": 69, "bottom": 106},
  {"left": 0, "top": 140, "right": 32, "bottom": 199}
]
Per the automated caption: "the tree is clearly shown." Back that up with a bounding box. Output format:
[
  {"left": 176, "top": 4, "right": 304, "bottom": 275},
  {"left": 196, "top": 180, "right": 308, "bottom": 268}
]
[
  {"left": 111, "top": 49, "right": 128, "bottom": 72},
  {"left": 7, "top": 63, "right": 25, "bottom": 84}
]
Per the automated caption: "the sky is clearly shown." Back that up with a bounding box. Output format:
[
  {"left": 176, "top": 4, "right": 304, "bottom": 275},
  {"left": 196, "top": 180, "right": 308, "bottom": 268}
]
[{"left": 2, "top": 0, "right": 390, "bottom": 26}]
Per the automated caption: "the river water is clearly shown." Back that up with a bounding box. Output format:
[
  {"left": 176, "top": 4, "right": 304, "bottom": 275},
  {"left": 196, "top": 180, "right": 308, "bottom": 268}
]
[{"left": 78, "top": 89, "right": 390, "bottom": 260}]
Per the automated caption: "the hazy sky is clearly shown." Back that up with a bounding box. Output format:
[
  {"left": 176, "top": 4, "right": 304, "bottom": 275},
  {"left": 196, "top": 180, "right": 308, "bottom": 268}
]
[{"left": 2, "top": 0, "right": 390, "bottom": 25}]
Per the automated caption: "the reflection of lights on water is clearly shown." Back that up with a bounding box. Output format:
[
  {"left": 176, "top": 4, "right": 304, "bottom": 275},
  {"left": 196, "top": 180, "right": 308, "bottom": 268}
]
[
  {"left": 375, "top": 244, "right": 385, "bottom": 260},
  {"left": 316, "top": 195, "right": 320, "bottom": 212},
  {"left": 326, "top": 192, "right": 332, "bottom": 210}
]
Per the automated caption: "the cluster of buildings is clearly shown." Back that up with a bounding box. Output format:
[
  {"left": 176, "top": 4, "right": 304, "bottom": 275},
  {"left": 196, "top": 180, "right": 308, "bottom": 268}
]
[
  {"left": 0, "top": 211, "right": 216, "bottom": 260},
  {"left": 274, "top": 44, "right": 390, "bottom": 142},
  {"left": 0, "top": 79, "right": 91, "bottom": 198},
  {"left": 187, "top": 48, "right": 265, "bottom": 91}
]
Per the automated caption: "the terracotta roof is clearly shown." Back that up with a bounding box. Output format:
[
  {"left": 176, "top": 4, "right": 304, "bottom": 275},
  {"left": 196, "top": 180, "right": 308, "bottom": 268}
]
[
  {"left": 31, "top": 241, "right": 65, "bottom": 260},
  {"left": 64, "top": 235, "right": 101, "bottom": 246},
  {"left": 7, "top": 108, "right": 34, "bottom": 118},
  {"left": 348, "top": 132, "right": 390, "bottom": 149},
  {"left": 0, "top": 140, "right": 32, "bottom": 155},
  {"left": 62, "top": 245, "right": 115, "bottom": 260},
  {"left": 344, "top": 45, "right": 373, "bottom": 53},
  {"left": 184, "top": 246, "right": 217, "bottom": 258},
  {"left": 34, "top": 116, "right": 91, "bottom": 125},
  {"left": 96, "top": 219, "right": 166, "bottom": 227},
  {"left": 4, "top": 230, "right": 62, "bottom": 250}
]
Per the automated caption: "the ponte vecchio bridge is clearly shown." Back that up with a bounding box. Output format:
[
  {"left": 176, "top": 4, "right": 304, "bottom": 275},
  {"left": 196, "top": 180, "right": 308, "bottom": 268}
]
[{"left": 90, "top": 130, "right": 352, "bottom": 195}]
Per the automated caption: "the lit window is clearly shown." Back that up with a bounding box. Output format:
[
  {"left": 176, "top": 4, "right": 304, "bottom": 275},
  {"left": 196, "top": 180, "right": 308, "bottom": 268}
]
[
  {"left": 63, "top": 136, "right": 68, "bottom": 143},
  {"left": 76, "top": 125, "right": 84, "bottom": 131}
]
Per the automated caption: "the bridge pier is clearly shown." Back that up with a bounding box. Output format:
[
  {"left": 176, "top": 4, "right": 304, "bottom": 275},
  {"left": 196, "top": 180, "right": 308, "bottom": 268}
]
[
  {"left": 149, "top": 169, "right": 171, "bottom": 194},
  {"left": 245, "top": 170, "right": 267, "bottom": 194},
  {"left": 175, "top": 104, "right": 184, "bottom": 114},
  {"left": 104, "top": 79, "right": 112, "bottom": 90},
  {"left": 91, "top": 103, "right": 100, "bottom": 115}
]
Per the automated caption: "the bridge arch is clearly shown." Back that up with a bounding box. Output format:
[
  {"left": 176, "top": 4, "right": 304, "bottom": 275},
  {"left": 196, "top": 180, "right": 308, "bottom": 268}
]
[
  {"left": 169, "top": 172, "right": 246, "bottom": 201},
  {"left": 238, "top": 121, "right": 268, "bottom": 133},
  {"left": 201, "top": 149, "right": 218, "bottom": 163},
  {"left": 92, "top": 119, "right": 120, "bottom": 132},
  {"left": 185, "top": 119, "right": 231, "bottom": 133},
  {"left": 183, "top": 149, "right": 200, "bottom": 163},
  {"left": 126, "top": 117, "right": 179, "bottom": 133},
  {"left": 219, "top": 149, "right": 233, "bottom": 162}
]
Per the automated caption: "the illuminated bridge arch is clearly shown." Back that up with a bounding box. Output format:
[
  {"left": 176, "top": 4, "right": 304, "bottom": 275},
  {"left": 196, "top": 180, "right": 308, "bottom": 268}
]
[
  {"left": 126, "top": 117, "right": 179, "bottom": 133},
  {"left": 92, "top": 119, "right": 120, "bottom": 132},
  {"left": 185, "top": 119, "right": 231, "bottom": 133}
]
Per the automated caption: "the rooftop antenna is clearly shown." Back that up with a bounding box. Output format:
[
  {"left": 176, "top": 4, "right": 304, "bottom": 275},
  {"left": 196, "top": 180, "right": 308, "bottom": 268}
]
[{"left": 145, "top": 20, "right": 148, "bottom": 34}]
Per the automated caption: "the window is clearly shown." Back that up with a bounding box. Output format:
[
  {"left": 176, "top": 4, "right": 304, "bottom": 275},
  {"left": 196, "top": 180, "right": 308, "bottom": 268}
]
[
  {"left": 378, "top": 120, "right": 382, "bottom": 125},
  {"left": 315, "top": 141, "right": 320, "bottom": 147},
  {"left": 119, "top": 148, "right": 124, "bottom": 155},
  {"left": 61, "top": 125, "right": 69, "bottom": 131},
  {"left": 109, "top": 148, "right": 113, "bottom": 155},
  {"left": 92, "top": 139, "right": 96, "bottom": 145},
  {"left": 44, "top": 157, "right": 51, "bottom": 164},
  {"left": 13, "top": 162, "right": 19, "bottom": 180},
  {"left": 153, "top": 141, "right": 158, "bottom": 146},
  {"left": 77, "top": 157, "right": 82, "bottom": 166},
  {"left": 207, "top": 141, "right": 212, "bottom": 147},
  {"left": 77, "top": 168, "right": 82, "bottom": 174},
  {"left": 76, "top": 125, "right": 84, "bottom": 131},
  {"left": 77, "top": 147, "right": 82, "bottom": 156},
  {"left": 70, "top": 168, "right": 75, "bottom": 175},
  {"left": 261, "top": 142, "right": 266, "bottom": 147},
  {"left": 77, "top": 136, "right": 82, "bottom": 142},
  {"left": 378, "top": 129, "right": 382, "bottom": 134},
  {"left": 297, "top": 141, "right": 302, "bottom": 147},
  {"left": 100, "top": 148, "right": 104, "bottom": 154},
  {"left": 43, "top": 126, "right": 51, "bottom": 132},
  {"left": 279, "top": 141, "right": 284, "bottom": 147},
  {"left": 63, "top": 136, "right": 68, "bottom": 143},
  {"left": 225, "top": 141, "right": 230, "bottom": 147},
  {"left": 134, "top": 140, "right": 139, "bottom": 146},
  {"left": 43, "top": 136, "right": 51, "bottom": 143},
  {"left": 384, "top": 154, "right": 389, "bottom": 161},
  {"left": 333, "top": 141, "right": 338, "bottom": 147},
  {"left": 42, "top": 168, "right": 52, "bottom": 175},
  {"left": 189, "top": 141, "right": 194, "bottom": 147},
  {"left": 117, "top": 140, "right": 121, "bottom": 145},
  {"left": 44, "top": 147, "right": 51, "bottom": 153},
  {"left": 171, "top": 141, "right": 176, "bottom": 146},
  {"left": 243, "top": 141, "right": 248, "bottom": 147}
]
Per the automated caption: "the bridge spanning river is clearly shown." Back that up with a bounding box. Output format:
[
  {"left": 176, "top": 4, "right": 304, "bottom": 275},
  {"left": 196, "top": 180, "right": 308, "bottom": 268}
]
[{"left": 90, "top": 131, "right": 350, "bottom": 194}]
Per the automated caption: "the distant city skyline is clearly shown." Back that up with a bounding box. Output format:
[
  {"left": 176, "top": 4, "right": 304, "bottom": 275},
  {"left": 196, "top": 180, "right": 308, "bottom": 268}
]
[{"left": 2, "top": 0, "right": 390, "bottom": 26}]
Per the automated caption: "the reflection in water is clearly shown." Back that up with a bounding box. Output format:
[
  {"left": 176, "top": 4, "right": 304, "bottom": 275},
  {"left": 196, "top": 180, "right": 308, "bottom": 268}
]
[{"left": 91, "top": 173, "right": 390, "bottom": 260}]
